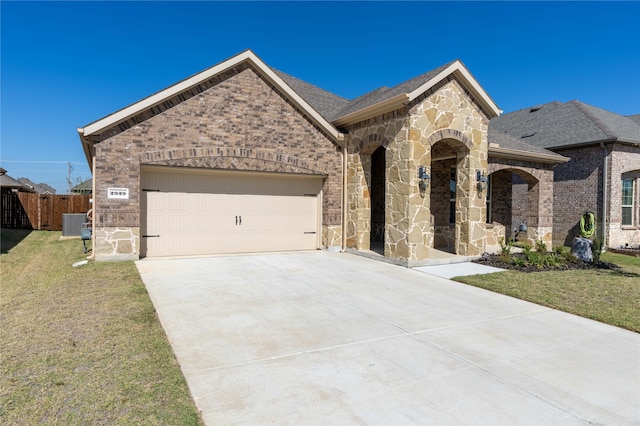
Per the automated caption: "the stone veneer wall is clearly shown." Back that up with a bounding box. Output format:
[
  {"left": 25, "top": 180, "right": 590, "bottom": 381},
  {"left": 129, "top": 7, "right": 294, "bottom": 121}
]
[
  {"left": 345, "top": 79, "right": 490, "bottom": 265},
  {"left": 485, "top": 223, "right": 506, "bottom": 250},
  {"left": 608, "top": 144, "right": 640, "bottom": 247},
  {"left": 94, "top": 227, "right": 140, "bottom": 261},
  {"left": 91, "top": 66, "right": 342, "bottom": 260}
]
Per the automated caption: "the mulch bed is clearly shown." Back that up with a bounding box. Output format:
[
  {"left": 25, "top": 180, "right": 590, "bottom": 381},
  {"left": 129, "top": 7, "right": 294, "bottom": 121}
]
[
  {"left": 473, "top": 252, "right": 620, "bottom": 273},
  {"left": 608, "top": 247, "right": 640, "bottom": 257}
]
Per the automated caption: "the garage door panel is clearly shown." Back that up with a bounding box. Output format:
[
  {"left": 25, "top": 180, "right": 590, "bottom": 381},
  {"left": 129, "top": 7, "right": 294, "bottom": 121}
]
[{"left": 141, "top": 168, "right": 321, "bottom": 257}]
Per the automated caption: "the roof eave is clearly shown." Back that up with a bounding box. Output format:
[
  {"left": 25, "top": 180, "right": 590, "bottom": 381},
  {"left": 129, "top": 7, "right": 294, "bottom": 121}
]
[
  {"left": 616, "top": 138, "right": 640, "bottom": 146},
  {"left": 489, "top": 146, "right": 570, "bottom": 164},
  {"left": 77, "top": 129, "right": 94, "bottom": 170},
  {"left": 408, "top": 60, "right": 501, "bottom": 118},
  {"left": 331, "top": 93, "right": 410, "bottom": 127},
  {"left": 78, "top": 50, "right": 342, "bottom": 143},
  {"left": 547, "top": 137, "right": 629, "bottom": 151}
]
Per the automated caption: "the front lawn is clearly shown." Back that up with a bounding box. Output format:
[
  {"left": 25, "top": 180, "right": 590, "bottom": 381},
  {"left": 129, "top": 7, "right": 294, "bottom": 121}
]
[
  {"left": 454, "top": 251, "right": 640, "bottom": 333},
  {"left": 0, "top": 229, "right": 203, "bottom": 425}
]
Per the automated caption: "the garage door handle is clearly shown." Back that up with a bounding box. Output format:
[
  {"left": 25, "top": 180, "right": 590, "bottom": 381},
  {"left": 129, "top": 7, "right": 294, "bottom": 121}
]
[
  {"left": 143, "top": 235, "right": 160, "bottom": 238},
  {"left": 236, "top": 216, "right": 242, "bottom": 226}
]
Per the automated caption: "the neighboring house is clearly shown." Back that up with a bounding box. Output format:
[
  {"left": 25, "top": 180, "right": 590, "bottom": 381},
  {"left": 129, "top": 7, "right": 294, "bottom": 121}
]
[
  {"left": 77, "top": 49, "right": 568, "bottom": 263},
  {"left": 71, "top": 178, "right": 93, "bottom": 195},
  {"left": 491, "top": 101, "right": 640, "bottom": 249},
  {"left": 17, "top": 178, "right": 56, "bottom": 195},
  {"left": 1, "top": 172, "right": 35, "bottom": 193}
]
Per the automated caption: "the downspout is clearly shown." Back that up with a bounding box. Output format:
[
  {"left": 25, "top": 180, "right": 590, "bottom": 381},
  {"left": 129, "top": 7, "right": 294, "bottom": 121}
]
[
  {"left": 600, "top": 142, "right": 608, "bottom": 249},
  {"left": 88, "top": 153, "right": 97, "bottom": 260},
  {"left": 341, "top": 134, "right": 348, "bottom": 252}
]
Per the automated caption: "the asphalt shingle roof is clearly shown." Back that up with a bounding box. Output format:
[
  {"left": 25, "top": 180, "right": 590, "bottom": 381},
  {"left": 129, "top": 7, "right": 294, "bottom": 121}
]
[
  {"left": 490, "top": 100, "right": 640, "bottom": 149},
  {"left": 627, "top": 114, "right": 640, "bottom": 126},
  {"left": 1, "top": 173, "right": 32, "bottom": 190},
  {"left": 275, "top": 61, "right": 457, "bottom": 123},
  {"left": 331, "top": 61, "right": 456, "bottom": 121},
  {"left": 488, "top": 128, "right": 566, "bottom": 160},
  {"left": 273, "top": 69, "right": 350, "bottom": 122},
  {"left": 17, "top": 177, "right": 56, "bottom": 194}
]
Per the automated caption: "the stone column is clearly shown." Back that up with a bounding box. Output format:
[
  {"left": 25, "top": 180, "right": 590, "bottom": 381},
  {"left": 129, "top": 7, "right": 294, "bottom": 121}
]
[
  {"left": 527, "top": 173, "right": 554, "bottom": 250},
  {"left": 345, "top": 152, "right": 371, "bottom": 251},
  {"left": 385, "top": 139, "right": 412, "bottom": 261},
  {"left": 455, "top": 153, "right": 487, "bottom": 256}
]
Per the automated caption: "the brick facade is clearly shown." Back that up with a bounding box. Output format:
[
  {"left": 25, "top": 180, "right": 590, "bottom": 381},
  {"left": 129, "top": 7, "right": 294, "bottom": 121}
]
[
  {"left": 532, "top": 142, "right": 640, "bottom": 248},
  {"left": 486, "top": 158, "right": 555, "bottom": 249},
  {"left": 608, "top": 144, "right": 640, "bottom": 247},
  {"left": 551, "top": 146, "right": 604, "bottom": 247},
  {"left": 92, "top": 66, "right": 342, "bottom": 260},
  {"left": 82, "top": 52, "right": 572, "bottom": 263}
]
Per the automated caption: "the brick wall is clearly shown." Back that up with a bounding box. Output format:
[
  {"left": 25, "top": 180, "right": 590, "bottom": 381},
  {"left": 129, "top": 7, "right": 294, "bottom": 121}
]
[
  {"left": 608, "top": 144, "right": 640, "bottom": 247},
  {"left": 488, "top": 157, "right": 555, "bottom": 248},
  {"left": 489, "top": 170, "right": 514, "bottom": 234},
  {"left": 551, "top": 146, "right": 603, "bottom": 246},
  {"left": 93, "top": 65, "right": 343, "bottom": 257}
]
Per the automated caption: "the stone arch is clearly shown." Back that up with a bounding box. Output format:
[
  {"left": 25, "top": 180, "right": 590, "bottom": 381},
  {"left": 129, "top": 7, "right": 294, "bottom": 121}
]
[
  {"left": 488, "top": 164, "right": 540, "bottom": 185},
  {"left": 353, "top": 133, "right": 391, "bottom": 155},
  {"left": 427, "top": 129, "right": 473, "bottom": 152},
  {"left": 487, "top": 165, "right": 549, "bottom": 247},
  {"left": 137, "top": 147, "right": 328, "bottom": 175}
]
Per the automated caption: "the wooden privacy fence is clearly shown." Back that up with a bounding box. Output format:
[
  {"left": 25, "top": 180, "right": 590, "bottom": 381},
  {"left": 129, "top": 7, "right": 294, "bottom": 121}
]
[{"left": 1, "top": 191, "right": 91, "bottom": 231}]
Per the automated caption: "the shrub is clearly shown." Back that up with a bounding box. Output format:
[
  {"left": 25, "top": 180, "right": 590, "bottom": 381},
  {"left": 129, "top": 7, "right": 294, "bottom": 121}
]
[
  {"left": 498, "top": 237, "right": 512, "bottom": 263},
  {"left": 554, "top": 245, "right": 568, "bottom": 255},
  {"left": 593, "top": 239, "right": 603, "bottom": 263},
  {"left": 535, "top": 239, "right": 547, "bottom": 254}
]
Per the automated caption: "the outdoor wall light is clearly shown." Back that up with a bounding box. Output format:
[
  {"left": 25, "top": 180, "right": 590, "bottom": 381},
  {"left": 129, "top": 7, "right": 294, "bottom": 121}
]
[
  {"left": 418, "top": 166, "right": 430, "bottom": 194},
  {"left": 476, "top": 170, "right": 488, "bottom": 192}
]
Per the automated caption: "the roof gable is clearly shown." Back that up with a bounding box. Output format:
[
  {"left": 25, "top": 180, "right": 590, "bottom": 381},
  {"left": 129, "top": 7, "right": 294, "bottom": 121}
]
[
  {"left": 331, "top": 60, "right": 501, "bottom": 126},
  {"left": 78, "top": 50, "right": 344, "bottom": 165}
]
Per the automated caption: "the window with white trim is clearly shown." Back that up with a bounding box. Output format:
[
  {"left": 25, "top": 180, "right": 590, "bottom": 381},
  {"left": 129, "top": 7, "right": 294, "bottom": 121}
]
[{"left": 622, "top": 178, "right": 635, "bottom": 226}]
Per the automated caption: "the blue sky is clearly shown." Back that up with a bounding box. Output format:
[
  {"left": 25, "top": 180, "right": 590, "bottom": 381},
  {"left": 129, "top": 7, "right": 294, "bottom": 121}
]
[{"left": 2, "top": 1, "right": 639, "bottom": 193}]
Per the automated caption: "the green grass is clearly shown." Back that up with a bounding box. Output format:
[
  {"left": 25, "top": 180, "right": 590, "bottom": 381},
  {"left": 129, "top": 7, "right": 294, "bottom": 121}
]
[
  {"left": 454, "top": 251, "right": 640, "bottom": 333},
  {"left": 1, "top": 229, "right": 204, "bottom": 425}
]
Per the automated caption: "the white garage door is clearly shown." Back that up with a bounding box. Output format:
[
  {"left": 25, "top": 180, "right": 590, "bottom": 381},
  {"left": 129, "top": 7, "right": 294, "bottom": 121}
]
[{"left": 141, "top": 167, "right": 322, "bottom": 258}]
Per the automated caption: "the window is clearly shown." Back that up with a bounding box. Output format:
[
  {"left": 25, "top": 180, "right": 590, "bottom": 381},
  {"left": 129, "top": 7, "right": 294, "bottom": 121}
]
[
  {"left": 486, "top": 175, "right": 492, "bottom": 224},
  {"left": 449, "top": 167, "right": 456, "bottom": 224},
  {"left": 622, "top": 178, "right": 634, "bottom": 226}
]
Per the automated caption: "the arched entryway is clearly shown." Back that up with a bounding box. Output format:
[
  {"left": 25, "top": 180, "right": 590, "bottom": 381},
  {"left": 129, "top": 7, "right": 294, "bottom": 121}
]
[
  {"left": 429, "top": 139, "right": 471, "bottom": 254},
  {"left": 485, "top": 167, "right": 541, "bottom": 249},
  {"left": 370, "top": 146, "right": 386, "bottom": 254}
]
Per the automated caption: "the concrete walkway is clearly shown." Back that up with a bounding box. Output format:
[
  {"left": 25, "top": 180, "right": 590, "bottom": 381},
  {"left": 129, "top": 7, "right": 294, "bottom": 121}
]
[{"left": 136, "top": 251, "right": 639, "bottom": 425}]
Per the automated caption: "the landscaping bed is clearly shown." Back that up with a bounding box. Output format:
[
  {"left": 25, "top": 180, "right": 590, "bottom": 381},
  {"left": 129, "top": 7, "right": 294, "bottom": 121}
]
[{"left": 474, "top": 251, "right": 620, "bottom": 273}]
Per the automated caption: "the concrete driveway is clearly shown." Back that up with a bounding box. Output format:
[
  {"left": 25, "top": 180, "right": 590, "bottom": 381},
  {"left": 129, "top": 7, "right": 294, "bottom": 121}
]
[{"left": 136, "top": 251, "right": 639, "bottom": 425}]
